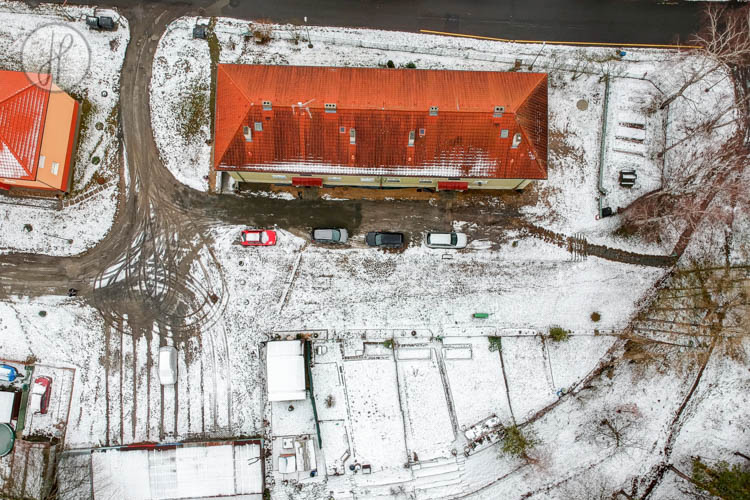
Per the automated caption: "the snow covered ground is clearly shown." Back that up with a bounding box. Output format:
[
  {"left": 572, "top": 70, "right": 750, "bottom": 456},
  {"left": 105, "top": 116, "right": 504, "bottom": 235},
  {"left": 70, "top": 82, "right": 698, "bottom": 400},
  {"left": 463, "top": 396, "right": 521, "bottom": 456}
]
[
  {"left": 0, "top": 2, "right": 128, "bottom": 256},
  {"left": 1, "top": 222, "right": 745, "bottom": 499}
]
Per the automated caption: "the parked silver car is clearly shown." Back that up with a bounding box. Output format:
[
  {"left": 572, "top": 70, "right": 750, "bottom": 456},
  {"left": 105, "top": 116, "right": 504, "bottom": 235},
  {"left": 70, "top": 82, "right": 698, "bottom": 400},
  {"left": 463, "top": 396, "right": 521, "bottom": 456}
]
[
  {"left": 159, "top": 346, "right": 177, "bottom": 386},
  {"left": 425, "top": 232, "right": 468, "bottom": 249},
  {"left": 312, "top": 228, "right": 348, "bottom": 244}
]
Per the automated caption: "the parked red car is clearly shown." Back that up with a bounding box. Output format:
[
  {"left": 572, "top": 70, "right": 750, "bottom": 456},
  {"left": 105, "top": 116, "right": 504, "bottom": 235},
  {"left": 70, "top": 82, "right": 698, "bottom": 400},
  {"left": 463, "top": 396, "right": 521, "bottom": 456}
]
[
  {"left": 241, "top": 229, "right": 277, "bottom": 246},
  {"left": 29, "top": 377, "right": 52, "bottom": 414}
]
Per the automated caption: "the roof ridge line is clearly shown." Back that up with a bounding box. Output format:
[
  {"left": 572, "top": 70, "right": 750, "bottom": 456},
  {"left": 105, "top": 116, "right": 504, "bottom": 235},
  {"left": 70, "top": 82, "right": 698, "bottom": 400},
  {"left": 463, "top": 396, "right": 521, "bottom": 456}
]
[
  {"left": 221, "top": 65, "right": 256, "bottom": 109},
  {"left": 512, "top": 111, "right": 546, "bottom": 179},
  {"left": 215, "top": 66, "right": 255, "bottom": 167},
  {"left": 0, "top": 78, "right": 36, "bottom": 106},
  {"left": 0, "top": 137, "right": 33, "bottom": 177},
  {"left": 514, "top": 74, "right": 547, "bottom": 112}
]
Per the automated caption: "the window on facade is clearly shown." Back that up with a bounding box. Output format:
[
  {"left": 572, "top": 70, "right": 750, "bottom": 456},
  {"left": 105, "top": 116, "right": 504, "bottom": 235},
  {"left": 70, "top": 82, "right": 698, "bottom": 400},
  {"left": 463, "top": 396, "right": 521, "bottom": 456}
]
[
  {"left": 408, "top": 130, "right": 415, "bottom": 147},
  {"left": 512, "top": 133, "right": 522, "bottom": 148},
  {"left": 243, "top": 126, "right": 252, "bottom": 142},
  {"left": 350, "top": 128, "right": 356, "bottom": 145},
  {"left": 500, "top": 129, "right": 509, "bottom": 138},
  {"left": 254, "top": 122, "right": 263, "bottom": 132},
  {"left": 51, "top": 162, "right": 59, "bottom": 175},
  {"left": 419, "top": 128, "right": 426, "bottom": 137}
]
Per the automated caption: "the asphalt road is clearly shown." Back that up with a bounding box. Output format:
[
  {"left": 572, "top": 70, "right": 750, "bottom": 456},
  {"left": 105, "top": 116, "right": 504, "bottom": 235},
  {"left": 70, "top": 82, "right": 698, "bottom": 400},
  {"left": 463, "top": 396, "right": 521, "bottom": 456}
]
[{"left": 61, "top": 0, "right": 705, "bottom": 45}]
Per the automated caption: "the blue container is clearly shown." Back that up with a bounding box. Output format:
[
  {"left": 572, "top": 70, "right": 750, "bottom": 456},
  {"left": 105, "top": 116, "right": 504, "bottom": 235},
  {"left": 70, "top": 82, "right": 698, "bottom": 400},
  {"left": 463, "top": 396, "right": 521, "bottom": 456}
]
[{"left": 0, "top": 365, "right": 17, "bottom": 382}]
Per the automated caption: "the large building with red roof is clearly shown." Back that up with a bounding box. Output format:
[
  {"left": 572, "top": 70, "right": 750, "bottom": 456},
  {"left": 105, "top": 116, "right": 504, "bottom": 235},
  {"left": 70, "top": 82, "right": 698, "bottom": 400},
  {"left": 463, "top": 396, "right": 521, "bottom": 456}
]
[
  {"left": 0, "top": 70, "right": 80, "bottom": 194},
  {"left": 214, "top": 65, "right": 547, "bottom": 191}
]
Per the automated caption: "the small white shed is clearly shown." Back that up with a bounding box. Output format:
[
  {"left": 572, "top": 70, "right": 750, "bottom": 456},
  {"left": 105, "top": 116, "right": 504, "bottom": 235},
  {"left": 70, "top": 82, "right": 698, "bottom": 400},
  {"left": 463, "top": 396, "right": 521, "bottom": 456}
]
[{"left": 266, "top": 340, "right": 306, "bottom": 402}]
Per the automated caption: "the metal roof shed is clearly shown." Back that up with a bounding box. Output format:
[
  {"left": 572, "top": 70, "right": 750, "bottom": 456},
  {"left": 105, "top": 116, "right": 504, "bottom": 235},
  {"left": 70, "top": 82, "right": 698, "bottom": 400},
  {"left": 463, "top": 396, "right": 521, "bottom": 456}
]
[{"left": 266, "top": 340, "right": 306, "bottom": 402}]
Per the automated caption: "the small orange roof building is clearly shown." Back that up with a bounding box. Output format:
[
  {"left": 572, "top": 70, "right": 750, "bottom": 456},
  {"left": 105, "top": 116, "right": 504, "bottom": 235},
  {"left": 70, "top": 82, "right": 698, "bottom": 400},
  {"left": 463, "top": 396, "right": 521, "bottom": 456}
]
[
  {"left": 214, "top": 65, "right": 547, "bottom": 191},
  {"left": 0, "top": 70, "right": 81, "bottom": 193}
]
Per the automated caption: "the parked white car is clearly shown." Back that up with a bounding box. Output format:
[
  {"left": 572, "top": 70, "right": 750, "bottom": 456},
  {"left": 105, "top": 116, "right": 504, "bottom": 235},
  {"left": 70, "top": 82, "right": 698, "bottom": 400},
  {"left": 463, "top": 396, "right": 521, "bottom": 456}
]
[
  {"left": 159, "top": 346, "right": 177, "bottom": 385},
  {"left": 425, "top": 232, "right": 468, "bottom": 249}
]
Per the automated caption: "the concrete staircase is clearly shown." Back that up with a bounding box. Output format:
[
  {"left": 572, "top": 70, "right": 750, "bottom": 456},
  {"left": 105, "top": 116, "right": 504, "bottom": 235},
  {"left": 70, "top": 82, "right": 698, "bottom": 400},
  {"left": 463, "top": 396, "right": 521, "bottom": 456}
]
[{"left": 411, "top": 456, "right": 465, "bottom": 496}]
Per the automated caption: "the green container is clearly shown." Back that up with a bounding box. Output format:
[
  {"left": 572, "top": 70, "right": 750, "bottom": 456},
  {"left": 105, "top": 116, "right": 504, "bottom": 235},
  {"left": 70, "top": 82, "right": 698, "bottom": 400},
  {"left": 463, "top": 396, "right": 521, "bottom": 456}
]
[
  {"left": 0, "top": 423, "right": 15, "bottom": 457},
  {"left": 473, "top": 313, "right": 490, "bottom": 319}
]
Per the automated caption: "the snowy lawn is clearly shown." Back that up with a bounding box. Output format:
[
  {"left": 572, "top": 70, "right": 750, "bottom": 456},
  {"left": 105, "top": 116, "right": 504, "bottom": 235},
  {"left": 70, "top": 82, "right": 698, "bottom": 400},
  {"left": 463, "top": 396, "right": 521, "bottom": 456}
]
[
  {"left": 444, "top": 337, "right": 513, "bottom": 429},
  {"left": 396, "top": 355, "right": 455, "bottom": 462},
  {"left": 546, "top": 334, "right": 618, "bottom": 390},
  {"left": 501, "top": 336, "right": 557, "bottom": 422},
  {"left": 0, "top": 2, "right": 129, "bottom": 256},
  {"left": 342, "top": 358, "right": 407, "bottom": 470}
]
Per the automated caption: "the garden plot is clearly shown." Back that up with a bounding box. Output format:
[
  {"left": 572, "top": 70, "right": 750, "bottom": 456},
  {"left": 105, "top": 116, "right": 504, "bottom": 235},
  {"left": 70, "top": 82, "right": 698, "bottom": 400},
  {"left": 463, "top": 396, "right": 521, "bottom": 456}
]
[
  {"left": 501, "top": 336, "right": 557, "bottom": 422},
  {"left": 319, "top": 421, "right": 350, "bottom": 476},
  {"left": 546, "top": 335, "right": 617, "bottom": 390},
  {"left": 443, "top": 337, "right": 513, "bottom": 429},
  {"left": 23, "top": 365, "right": 75, "bottom": 440},
  {"left": 601, "top": 78, "right": 664, "bottom": 214},
  {"left": 311, "top": 362, "right": 347, "bottom": 421},
  {"left": 396, "top": 354, "right": 455, "bottom": 461},
  {"left": 342, "top": 359, "right": 407, "bottom": 471},
  {"left": 271, "top": 397, "right": 316, "bottom": 437},
  {"left": 0, "top": 2, "right": 128, "bottom": 256}
]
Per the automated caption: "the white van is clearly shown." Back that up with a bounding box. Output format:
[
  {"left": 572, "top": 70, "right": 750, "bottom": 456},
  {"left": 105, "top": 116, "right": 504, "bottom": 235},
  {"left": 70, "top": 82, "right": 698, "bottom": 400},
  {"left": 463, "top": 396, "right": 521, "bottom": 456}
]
[
  {"left": 425, "top": 232, "right": 468, "bottom": 249},
  {"left": 159, "top": 346, "right": 177, "bottom": 385}
]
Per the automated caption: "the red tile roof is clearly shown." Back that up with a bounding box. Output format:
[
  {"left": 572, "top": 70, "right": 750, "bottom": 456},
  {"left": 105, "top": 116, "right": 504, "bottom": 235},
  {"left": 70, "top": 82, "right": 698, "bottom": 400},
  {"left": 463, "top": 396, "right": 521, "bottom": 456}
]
[
  {"left": 0, "top": 71, "right": 52, "bottom": 180},
  {"left": 214, "top": 65, "right": 547, "bottom": 179}
]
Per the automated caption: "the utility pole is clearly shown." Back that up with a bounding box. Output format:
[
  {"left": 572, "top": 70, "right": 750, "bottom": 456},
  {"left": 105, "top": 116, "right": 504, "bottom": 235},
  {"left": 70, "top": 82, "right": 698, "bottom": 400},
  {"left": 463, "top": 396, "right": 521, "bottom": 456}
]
[{"left": 304, "top": 16, "right": 313, "bottom": 48}]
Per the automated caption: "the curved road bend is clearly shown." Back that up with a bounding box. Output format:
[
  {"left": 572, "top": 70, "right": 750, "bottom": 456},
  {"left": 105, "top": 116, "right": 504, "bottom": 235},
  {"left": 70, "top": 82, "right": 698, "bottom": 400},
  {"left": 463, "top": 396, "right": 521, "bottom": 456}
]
[{"left": 0, "top": 0, "right": 698, "bottom": 321}]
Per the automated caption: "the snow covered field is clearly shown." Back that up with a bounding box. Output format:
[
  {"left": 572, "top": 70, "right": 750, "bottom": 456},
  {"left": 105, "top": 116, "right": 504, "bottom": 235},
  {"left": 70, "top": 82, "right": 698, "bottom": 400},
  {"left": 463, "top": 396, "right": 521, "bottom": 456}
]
[{"left": 0, "top": 2, "right": 128, "bottom": 256}]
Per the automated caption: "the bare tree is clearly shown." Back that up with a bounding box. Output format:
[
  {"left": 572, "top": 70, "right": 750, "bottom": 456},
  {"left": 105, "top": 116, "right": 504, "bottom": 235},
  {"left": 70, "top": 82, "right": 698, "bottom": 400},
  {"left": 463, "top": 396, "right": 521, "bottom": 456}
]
[
  {"left": 693, "top": 5, "right": 750, "bottom": 66},
  {"left": 582, "top": 404, "right": 643, "bottom": 452},
  {"left": 660, "top": 4, "right": 750, "bottom": 110}
]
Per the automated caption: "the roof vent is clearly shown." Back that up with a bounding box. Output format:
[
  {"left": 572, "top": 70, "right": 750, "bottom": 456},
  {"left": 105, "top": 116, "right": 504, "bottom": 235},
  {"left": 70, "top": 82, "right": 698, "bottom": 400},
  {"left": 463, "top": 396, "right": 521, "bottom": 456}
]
[
  {"left": 493, "top": 106, "right": 505, "bottom": 117},
  {"left": 262, "top": 100, "right": 272, "bottom": 111},
  {"left": 429, "top": 106, "right": 439, "bottom": 116},
  {"left": 325, "top": 103, "right": 337, "bottom": 113},
  {"left": 243, "top": 126, "right": 252, "bottom": 142}
]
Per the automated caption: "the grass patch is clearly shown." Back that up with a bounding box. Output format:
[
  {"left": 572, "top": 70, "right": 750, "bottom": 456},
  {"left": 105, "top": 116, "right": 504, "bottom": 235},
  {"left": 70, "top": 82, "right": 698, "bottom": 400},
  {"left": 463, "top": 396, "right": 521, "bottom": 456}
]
[
  {"left": 206, "top": 17, "right": 221, "bottom": 138},
  {"left": 548, "top": 326, "right": 570, "bottom": 342},
  {"left": 177, "top": 81, "right": 210, "bottom": 141},
  {"left": 488, "top": 336, "right": 503, "bottom": 352},
  {"left": 501, "top": 425, "right": 537, "bottom": 460},
  {"left": 69, "top": 90, "right": 95, "bottom": 145},
  {"left": 106, "top": 104, "right": 119, "bottom": 135}
]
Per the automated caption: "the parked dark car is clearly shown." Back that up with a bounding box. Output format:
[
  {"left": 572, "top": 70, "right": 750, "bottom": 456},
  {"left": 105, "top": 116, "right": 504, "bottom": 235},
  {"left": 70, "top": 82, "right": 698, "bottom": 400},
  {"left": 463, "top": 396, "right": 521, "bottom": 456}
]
[{"left": 365, "top": 232, "right": 404, "bottom": 248}]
